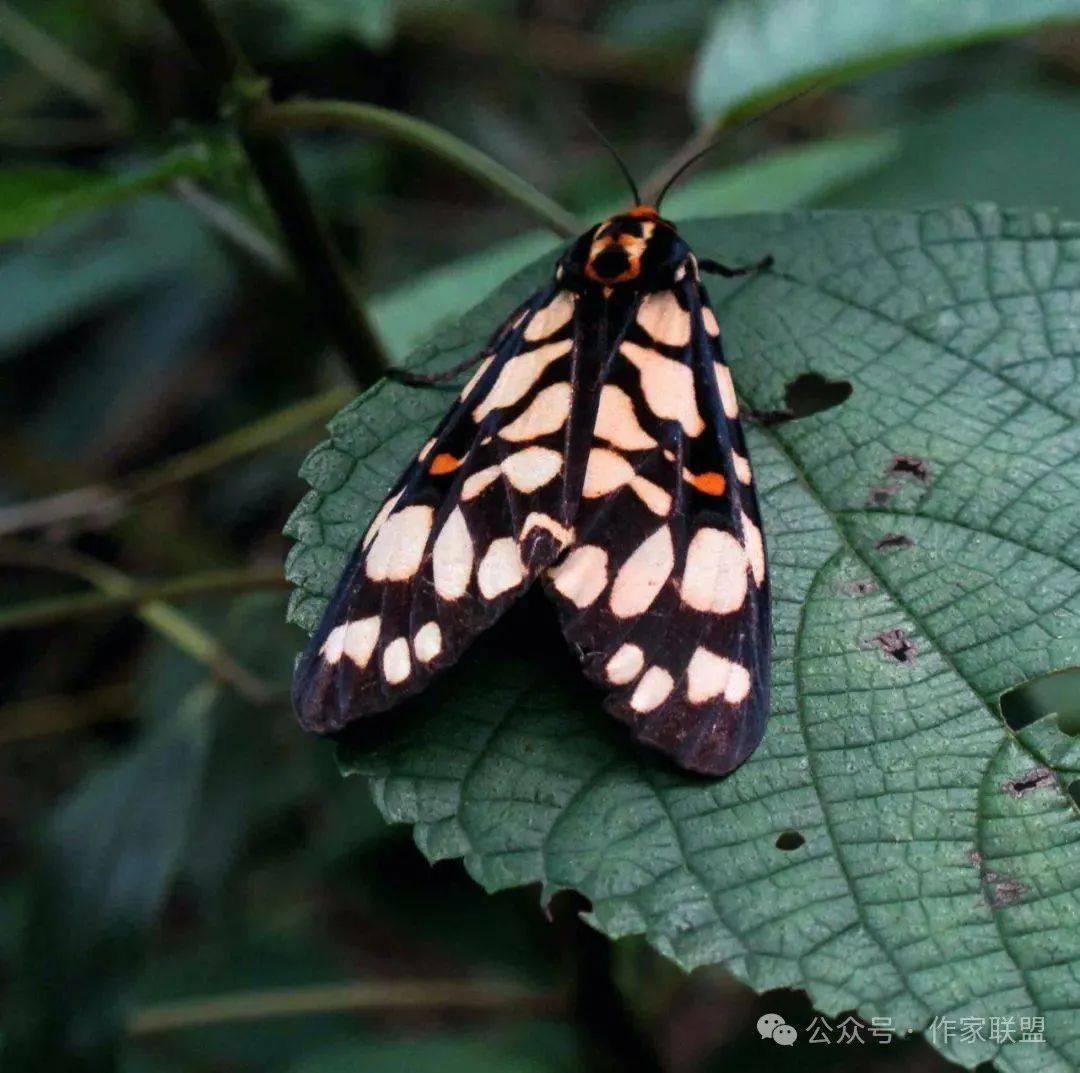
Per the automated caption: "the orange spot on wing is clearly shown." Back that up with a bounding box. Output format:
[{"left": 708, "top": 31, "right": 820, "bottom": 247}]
[
  {"left": 686, "top": 470, "right": 727, "bottom": 495},
  {"left": 429, "top": 452, "right": 462, "bottom": 475}
]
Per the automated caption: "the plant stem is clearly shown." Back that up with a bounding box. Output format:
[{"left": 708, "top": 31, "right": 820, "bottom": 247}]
[
  {"left": 0, "top": 541, "right": 273, "bottom": 704},
  {"left": 257, "top": 99, "right": 582, "bottom": 239},
  {"left": 0, "top": 385, "right": 352, "bottom": 538},
  {"left": 0, "top": 0, "right": 131, "bottom": 124},
  {"left": 172, "top": 177, "right": 291, "bottom": 276},
  {"left": 0, "top": 565, "right": 286, "bottom": 631},
  {"left": 153, "top": 0, "right": 388, "bottom": 385},
  {"left": 129, "top": 978, "right": 566, "bottom": 1034}
]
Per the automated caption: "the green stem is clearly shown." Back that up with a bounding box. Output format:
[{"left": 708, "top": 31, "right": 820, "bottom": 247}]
[
  {"left": 0, "top": 541, "right": 274, "bottom": 704},
  {"left": 0, "top": 386, "right": 352, "bottom": 538},
  {"left": 256, "top": 99, "right": 583, "bottom": 239},
  {"left": 129, "top": 978, "right": 565, "bottom": 1034},
  {"left": 0, "top": 565, "right": 286, "bottom": 631},
  {"left": 153, "top": 0, "right": 388, "bottom": 384}
]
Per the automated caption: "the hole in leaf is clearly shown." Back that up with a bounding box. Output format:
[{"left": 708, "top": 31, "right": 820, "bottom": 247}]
[
  {"left": 999, "top": 667, "right": 1080, "bottom": 734},
  {"left": 888, "top": 454, "right": 931, "bottom": 483},
  {"left": 783, "top": 372, "right": 852, "bottom": 418},
  {"left": 1002, "top": 766, "right": 1056, "bottom": 798},
  {"left": 861, "top": 628, "right": 917, "bottom": 663},
  {"left": 874, "top": 532, "right": 914, "bottom": 553},
  {"left": 775, "top": 830, "right": 805, "bottom": 851},
  {"left": 1069, "top": 781, "right": 1080, "bottom": 808}
]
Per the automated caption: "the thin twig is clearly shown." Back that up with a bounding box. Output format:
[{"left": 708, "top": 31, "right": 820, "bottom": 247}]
[
  {"left": 0, "top": 0, "right": 131, "bottom": 124},
  {"left": 171, "top": 177, "right": 291, "bottom": 276},
  {"left": 0, "top": 541, "right": 274, "bottom": 704},
  {"left": 153, "top": 0, "right": 389, "bottom": 384},
  {"left": 0, "top": 385, "right": 352, "bottom": 539},
  {"left": 0, "top": 565, "right": 286, "bottom": 632},
  {"left": 256, "top": 99, "right": 582, "bottom": 239},
  {"left": 129, "top": 979, "right": 566, "bottom": 1034}
]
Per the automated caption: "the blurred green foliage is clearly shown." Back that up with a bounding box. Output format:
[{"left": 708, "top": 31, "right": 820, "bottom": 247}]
[{"left": 2, "top": 1, "right": 1079, "bottom": 1072}]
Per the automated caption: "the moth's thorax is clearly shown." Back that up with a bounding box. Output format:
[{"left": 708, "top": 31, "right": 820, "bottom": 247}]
[{"left": 559, "top": 206, "right": 694, "bottom": 294}]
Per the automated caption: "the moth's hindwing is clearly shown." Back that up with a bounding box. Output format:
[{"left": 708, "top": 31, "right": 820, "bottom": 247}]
[
  {"left": 541, "top": 276, "right": 770, "bottom": 775},
  {"left": 293, "top": 286, "right": 588, "bottom": 731}
]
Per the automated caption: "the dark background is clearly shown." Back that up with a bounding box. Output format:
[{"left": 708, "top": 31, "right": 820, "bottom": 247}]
[{"left": 2, "top": 2, "right": 1079, "bottom": 1071}]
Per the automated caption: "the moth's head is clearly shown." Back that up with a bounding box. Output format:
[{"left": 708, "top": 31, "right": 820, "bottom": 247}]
[{"left": 559, "top": 206, "right": 690, "bottom": 293}]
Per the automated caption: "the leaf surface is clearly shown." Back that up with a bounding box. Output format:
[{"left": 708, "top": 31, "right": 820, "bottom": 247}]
[
  {"left": 691, "top": 0, "right": 1080, "bottom": 122},
  {"left": 286, "top": 207, "right": 1080, "bottom": 1070}
]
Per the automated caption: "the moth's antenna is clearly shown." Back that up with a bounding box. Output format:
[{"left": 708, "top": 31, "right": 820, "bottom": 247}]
[
  {"left": 580, "top": 113, "right": 642, "bottom": 206},
  {"left": 654, "top": 84, "right": 826, "bottom": 209}
]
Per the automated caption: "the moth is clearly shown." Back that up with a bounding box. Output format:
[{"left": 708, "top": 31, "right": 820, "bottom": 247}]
[{"left": 293, "top": 195, "right": 772, "bottom": 775}]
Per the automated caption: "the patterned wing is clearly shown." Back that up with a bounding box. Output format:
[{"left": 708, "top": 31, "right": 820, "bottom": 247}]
[
  {"left": 295, "top": 285, "right": 589, "bottom": 733},
  {"left": 542, "top": 279, "right": 771, "bottom": 774}
]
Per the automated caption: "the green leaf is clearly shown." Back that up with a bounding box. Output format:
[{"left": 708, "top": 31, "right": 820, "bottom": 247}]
[
  {"left": 0, "top": 148, "right": 210, "bottom": 245},
  {"left": 824, "top": 87, "right": 1080, "bottom": 219},
  {"left": 286, "top": 206, "right": 1080, "bottom": 1068},
  {"left": 692, "top": 0, "right": 1080, "bottom": 123},
  {"left": 3, "top": 686, "right": 212, "bottom": 1072}
]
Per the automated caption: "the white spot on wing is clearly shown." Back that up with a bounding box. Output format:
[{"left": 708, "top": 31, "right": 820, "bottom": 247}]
[
  {"left": 365, "top": 505, "right": 433, "bottom": 582},
  {"left": 498, "top": 382, "right": 572, "bottom": 442},
  {"left": 478, "top": 537, "right": 525, "bottom": 598},
  {"left": 582, "top": 448, "right": 670, "bottom": 516},
  {"left": 681, "top": 527, "right": 747, "bottom": 614},
  {"left": 702, "top": 306, "right": 720, "bottom": 337},
  {"left": 609, "top": 526, "right": 674, "bottom": 618},
  {"left": 733, "top": 452, "right": 752, "bottom": 484},
  {"left": 459, "top": 354, "right": 493, "bottom": 401},
  {"left": 501, "top": 446, "right": 563, "bottom": 493},
  {"left": 362, "top": 490, "right": 403, "bottom": 550},
  {"left": 594, "top": 385, "right": 657, "bottom": 450},
  {"left": 621, "top": 341, "right": 704, "bottom": 437},
  {"left": 742, "top": 511, "right": 765, "bottom": 585},
  {"left": 714, "top": 362, "right": 739, "bottom": 419},
  {"left": 606, "top": 644, "right": 644, "bottom": 685},
  {"left": 686, "top": 647, "right": 751, "bottom": 704},
  {"left": 630, "top": 666, "right": 674, "bottom": 713},
  {"left": 382, "top": 637, "right": 411, "bottom": 684},
  {"left": 462, "top": 465, "right": 500, "bottom": 501},
  {"left": 432, "top": 507, "right": 473, "bottom": 600},
  {"left": 413, "top": 621, "right": 442, "bottom": 663},
  {"left": 321, "top": 616, "right": 380, "bottom": 670},
  {"left": 473, "top": 340, "right": 571, "bottom": 421},
  {"left": 636, "top": 291, "right": 691, "bottom": 347},
  {"left": 521, "top": 512, "right": 574, "bottom": 550},
  {"left": 524, "top": 292, "right": 574, "bottom": 341},
  {"left": 549, "top": 544, "right": 608, "bottom": 608}
]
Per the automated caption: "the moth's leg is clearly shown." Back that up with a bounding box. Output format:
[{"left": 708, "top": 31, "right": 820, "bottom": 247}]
[
  {"left": 386, "top": 350, "right": 488, "bottom": 388},
  {"left": 741, "top": 405, "right": 793, "bottom": 427},
  {"left": 699, "top": 253, "right": 774, "bottom": 278}
]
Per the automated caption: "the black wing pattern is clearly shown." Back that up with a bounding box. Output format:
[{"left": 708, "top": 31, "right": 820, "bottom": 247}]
[
  {"left": 541, "top": 275, "right": 771, "bottom": 774},
  {"left": 294, "top": 284, "right": 593, "bottom": 732}
]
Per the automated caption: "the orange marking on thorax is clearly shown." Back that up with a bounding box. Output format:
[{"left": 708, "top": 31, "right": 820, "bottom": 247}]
[{"left": 429, "top": 452, "right": 462, "bottom": 475}]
